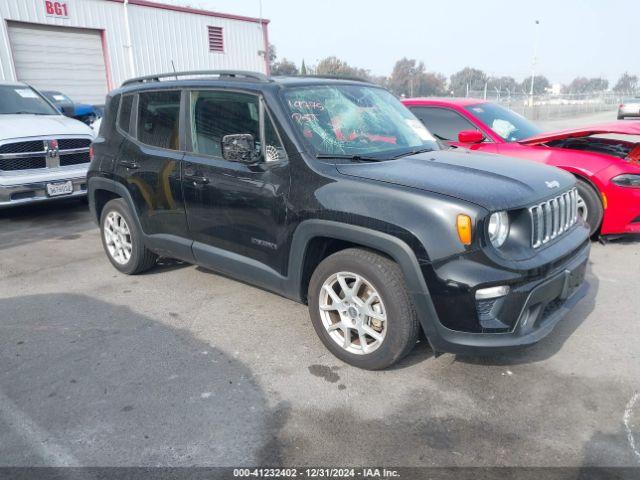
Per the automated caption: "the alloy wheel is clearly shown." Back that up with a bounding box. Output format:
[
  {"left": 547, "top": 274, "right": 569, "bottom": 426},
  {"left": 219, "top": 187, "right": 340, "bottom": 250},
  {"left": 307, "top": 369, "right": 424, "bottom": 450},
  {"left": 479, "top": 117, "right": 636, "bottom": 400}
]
[
  {"left": 318, "top": 271, "right": 387, "bottom": 355},
  {"left": 576, "top": 194, "right": 589, "bottom": 222},
  {"left": 103, "top": 211, "right": 133, "bottom": 265}
]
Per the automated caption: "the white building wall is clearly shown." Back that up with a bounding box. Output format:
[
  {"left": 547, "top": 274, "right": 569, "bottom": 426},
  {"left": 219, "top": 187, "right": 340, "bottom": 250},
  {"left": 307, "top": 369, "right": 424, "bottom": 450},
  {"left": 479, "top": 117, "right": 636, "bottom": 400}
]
[
  {"left": 128, "top": 5, "right": 266, "bottom": 78},
  {"left": 0, "top": 0, "right": 268, "bottom": 92}
]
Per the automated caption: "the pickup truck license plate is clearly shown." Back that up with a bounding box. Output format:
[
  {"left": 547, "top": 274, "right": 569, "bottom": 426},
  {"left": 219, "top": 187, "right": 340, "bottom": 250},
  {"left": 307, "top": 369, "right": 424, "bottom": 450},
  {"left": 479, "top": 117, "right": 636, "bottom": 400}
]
[{"left": 46, "top": 181, "right": 73, "bottom": 197}]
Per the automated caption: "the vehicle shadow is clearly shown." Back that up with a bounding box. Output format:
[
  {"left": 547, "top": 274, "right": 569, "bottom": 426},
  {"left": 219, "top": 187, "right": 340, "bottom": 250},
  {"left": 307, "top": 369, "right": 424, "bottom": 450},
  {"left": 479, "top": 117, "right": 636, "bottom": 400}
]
[
  {"left": 452, "top": 262, "right": 599, "bottom": 367},
  {"left": 145, "top": 257, "right": 191, "bottom": 275},
  {"left": 0, "top": 293, "right": 282, "bottom": 466},
  {"left": 0, "top": 199, "right": 95, "bottom": 250},
  {"left": 603, "top": 233, "right": 640, "bottom": 244}
]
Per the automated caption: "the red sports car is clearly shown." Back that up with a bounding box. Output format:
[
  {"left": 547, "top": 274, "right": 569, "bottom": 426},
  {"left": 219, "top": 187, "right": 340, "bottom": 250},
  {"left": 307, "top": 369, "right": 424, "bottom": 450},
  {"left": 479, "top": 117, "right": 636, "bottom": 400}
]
[{"left": 402, "top": 98, "right": 640, "bottom": 236}]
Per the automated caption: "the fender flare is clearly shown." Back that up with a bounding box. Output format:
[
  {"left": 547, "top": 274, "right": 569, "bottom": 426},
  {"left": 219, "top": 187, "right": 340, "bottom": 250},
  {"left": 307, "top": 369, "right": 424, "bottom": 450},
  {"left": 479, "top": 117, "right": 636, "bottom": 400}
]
[
  {"left": 88, "top": 176, "right": 142, "bottom": 228},
  {"left": 286, "top": 219, "right": 441, "bottom": 339}
]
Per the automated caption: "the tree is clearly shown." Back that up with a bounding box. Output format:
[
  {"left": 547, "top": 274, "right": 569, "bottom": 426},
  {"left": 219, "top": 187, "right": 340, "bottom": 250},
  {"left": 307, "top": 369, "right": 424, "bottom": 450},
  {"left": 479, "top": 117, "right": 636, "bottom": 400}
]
[
  {"left": 449, "top": 67, "right": 487, "bottom": 96},
  {"left": 300, "top": 59, "right": 308, "bottom": 76},
  {"left": 614, "top": 73, "right": 639, "bottom": 94},
  {"left": 315, "top": 56, "right": 370, "bottom": 80},
  {"left": 563, "top": 76, "right": 589, "bottom": 94},
  {"left": 563, "top": 76, "right": 609, "bottom": 94},
  {"left": 520, "top": 75, "right": 551, "bottom": 95},
  {"left": 369, "top": 75, "right": 389, "bottom": 89},
  {"left": 586, "top": 77, "right": 608, "bottom": 92},
  {"left": 487, "top": 76, "right": 518, "bottom": 97},
  {"left": 264, "top": 43, "right": 277, "bottom": 73},
  {"left": 388, "top": 58, "right": 446, "bottom": 97},
  {"left": 271, "top": 58, "right": 298, "bottom": 76}
]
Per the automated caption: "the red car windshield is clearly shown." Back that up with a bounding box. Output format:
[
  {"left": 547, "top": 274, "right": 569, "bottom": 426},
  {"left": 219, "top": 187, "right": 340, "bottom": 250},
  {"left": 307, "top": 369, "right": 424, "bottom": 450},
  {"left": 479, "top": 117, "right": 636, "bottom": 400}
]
[{"left": 466, "top": 102, "right": 543, "bottom": 142}]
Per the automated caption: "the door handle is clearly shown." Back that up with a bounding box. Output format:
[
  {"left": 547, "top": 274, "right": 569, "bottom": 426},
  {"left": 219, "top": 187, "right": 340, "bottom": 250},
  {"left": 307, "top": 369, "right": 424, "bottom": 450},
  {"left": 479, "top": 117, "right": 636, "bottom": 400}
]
[{"left": 119, "top": 159, "right": 139, "bottom": 170}]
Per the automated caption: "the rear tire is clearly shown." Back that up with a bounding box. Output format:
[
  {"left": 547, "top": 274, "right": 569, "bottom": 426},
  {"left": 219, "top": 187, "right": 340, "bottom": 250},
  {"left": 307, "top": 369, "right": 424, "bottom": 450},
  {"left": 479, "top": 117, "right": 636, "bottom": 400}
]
[
  {"left": 576, "top": 179, "right": 603, "bottom": 237},
  {"left": 308, "top": 248, "right": 420, "bottom": 370},
  {"left": 100, "top": 198, "right": 157, "bottom": 274}
]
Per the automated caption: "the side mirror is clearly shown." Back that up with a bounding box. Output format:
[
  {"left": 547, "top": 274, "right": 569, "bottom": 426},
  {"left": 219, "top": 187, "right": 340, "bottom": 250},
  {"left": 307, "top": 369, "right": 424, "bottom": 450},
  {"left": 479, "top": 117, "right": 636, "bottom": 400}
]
[
  {"left": 458, "top": 130, "right": 485, "bottom": 144},
  {"left": 222, "top": 134, "right": 258, "bottom": 163}
]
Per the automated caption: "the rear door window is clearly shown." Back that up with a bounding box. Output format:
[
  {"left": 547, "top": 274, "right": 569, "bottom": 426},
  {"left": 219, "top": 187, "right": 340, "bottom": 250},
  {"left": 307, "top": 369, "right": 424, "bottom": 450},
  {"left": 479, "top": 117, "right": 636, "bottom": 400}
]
[{"left": 137, "top": 90, "right": 181, "bottom": 150}]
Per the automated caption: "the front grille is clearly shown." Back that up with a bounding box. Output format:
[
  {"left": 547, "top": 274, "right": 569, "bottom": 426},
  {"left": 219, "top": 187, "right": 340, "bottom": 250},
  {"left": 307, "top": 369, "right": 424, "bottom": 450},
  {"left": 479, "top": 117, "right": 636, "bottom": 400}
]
[
  {"left": 0, "top": 140, "right": 45, "bottom": 154},
  {"left": 0, "top": 137, "right": 90, "bottom": 171},
  {"left": 60, "top": 152, "right": 91, "bottom": 166},
  {"left": 58, "top": 138, "right": 92, "bottom": 150},
  {"left": 529, "top": 188, "right": 579, "bottom": 248},
  {"left": 0, "top": 156, "right": 46, "bottom": 171}
]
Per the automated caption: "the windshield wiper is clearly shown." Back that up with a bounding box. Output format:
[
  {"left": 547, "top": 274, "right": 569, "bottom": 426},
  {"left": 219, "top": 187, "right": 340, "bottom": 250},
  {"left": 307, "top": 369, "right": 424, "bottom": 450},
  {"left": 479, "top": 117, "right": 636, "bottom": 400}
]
[
  {"left": 390, "top": 147, "right": 435, "bottom": 159},
  {"left": 316, "top": 153, "right": 382, "bottom": 162},
  {"left": 10, "top": 111, "right": 51, "bottom": 115}
]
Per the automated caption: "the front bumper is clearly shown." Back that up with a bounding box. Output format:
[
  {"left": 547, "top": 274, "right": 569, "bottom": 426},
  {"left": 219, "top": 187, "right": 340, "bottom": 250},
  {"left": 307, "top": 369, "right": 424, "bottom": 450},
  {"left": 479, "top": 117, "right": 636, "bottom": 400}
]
[
  {"left": 0, "top": 166, "right": 88, "bottom": 208},
  {"left": 422, "top": 242, "right": 589, "bottom": 354},
  {"left": 618, "top": 109, "right": 640, "bottom": 117},
  {"left": 410, "top": 218, "right": 591, "bottom": 355},
  {"left": 600, "top": 183, "right": 640, "bottom": 235}
]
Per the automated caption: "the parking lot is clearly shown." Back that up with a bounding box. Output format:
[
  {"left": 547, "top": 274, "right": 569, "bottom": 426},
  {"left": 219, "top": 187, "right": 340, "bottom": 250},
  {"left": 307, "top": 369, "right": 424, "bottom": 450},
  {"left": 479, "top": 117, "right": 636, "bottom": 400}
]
[{"left": 0, "top": 111, "right": 639, "bottom": 468}]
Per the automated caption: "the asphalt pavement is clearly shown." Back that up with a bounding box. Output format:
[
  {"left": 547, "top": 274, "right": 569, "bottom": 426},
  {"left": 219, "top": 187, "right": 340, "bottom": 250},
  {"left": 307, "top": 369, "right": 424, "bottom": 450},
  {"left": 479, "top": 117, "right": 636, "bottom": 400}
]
[{"left": 0, "top": 110, "right": 639, "bottom": 468}]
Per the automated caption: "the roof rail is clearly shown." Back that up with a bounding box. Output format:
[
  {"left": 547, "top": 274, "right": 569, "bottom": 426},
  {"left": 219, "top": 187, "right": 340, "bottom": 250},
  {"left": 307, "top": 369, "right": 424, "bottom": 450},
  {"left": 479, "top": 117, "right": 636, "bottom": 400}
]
[
  {"left": 277, "top": 74, "right": 372, "bottom": 84},
  {"left": 121, "top": 70, "right": 270, "bottom": 87}
]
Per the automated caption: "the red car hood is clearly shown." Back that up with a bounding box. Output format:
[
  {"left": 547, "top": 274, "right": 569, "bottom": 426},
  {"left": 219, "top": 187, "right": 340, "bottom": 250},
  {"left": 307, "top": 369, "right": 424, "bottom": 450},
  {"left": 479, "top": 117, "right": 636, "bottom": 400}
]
[{"left": 520, "top": 121, "right": 640, "bottom": 145}]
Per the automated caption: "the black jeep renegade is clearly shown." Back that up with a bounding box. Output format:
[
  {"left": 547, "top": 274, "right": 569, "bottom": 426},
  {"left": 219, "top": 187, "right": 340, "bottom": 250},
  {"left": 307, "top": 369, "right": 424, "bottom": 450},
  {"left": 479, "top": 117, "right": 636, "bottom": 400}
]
[{"left": 88, "top": 70, "right": 591, "bottom": 369}]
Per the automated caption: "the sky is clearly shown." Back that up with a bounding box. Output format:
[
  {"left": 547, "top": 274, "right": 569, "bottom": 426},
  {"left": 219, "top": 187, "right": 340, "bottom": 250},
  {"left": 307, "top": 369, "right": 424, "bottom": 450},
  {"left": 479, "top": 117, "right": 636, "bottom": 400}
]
[{"left": 160, "top": 0, "right": 638, "bottom": 86}]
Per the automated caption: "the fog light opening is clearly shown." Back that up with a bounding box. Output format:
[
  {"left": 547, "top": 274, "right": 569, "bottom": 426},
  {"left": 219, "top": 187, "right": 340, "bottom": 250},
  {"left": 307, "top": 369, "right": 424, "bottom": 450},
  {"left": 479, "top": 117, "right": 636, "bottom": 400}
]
[{"left": 475, "top": 285, "right": 510, "bottom": 300}]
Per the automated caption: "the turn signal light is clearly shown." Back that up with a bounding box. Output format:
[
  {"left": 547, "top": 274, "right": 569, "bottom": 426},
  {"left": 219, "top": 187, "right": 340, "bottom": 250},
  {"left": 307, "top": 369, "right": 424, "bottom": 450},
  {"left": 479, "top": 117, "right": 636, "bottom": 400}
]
[
  {"left": 457, "top": 214, "right": 472, "bottom": 245},
  {"left": 601, "top": 191, "right": 608, "bottom": 209}
]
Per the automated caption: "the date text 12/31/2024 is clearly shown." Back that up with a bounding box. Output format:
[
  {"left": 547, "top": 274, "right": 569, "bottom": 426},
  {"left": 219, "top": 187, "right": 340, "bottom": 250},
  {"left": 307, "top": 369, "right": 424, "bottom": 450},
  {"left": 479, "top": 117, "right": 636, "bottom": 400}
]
[{"left": 233, "top": 468, "right": 401, "bottom": 478}]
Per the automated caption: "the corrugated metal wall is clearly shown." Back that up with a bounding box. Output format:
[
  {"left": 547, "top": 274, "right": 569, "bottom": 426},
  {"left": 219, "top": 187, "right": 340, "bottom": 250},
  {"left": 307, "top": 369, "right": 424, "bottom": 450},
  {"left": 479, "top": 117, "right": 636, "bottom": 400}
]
[
  {"left": 0, "top": 0, "right": 267, "bottom": 98},
  {"left": 128, "top": 5, "right": 266, "bottom": 77}
]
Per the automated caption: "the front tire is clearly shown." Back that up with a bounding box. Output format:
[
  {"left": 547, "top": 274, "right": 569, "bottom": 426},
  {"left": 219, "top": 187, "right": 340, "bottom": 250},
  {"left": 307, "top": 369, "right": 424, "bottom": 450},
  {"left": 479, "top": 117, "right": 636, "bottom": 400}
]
[
  {"left": 576, "top": 179, "right": 603, "bottom": 237},
  {"left": 308, "top": 248, "right": 420, "bottom": 370},
  {"left": 100, "top": 198, "right": 157, "bottom": 274}
]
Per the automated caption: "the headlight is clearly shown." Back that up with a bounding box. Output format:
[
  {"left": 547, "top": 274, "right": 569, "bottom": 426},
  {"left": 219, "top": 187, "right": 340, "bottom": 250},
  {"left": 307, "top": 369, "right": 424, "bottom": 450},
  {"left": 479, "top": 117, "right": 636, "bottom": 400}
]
[
  {"left": 612, "top": 174, "right": 640, "bottom": 188},
  {"left": 488, "top": 211, "right": 509, "bottom": 248}
]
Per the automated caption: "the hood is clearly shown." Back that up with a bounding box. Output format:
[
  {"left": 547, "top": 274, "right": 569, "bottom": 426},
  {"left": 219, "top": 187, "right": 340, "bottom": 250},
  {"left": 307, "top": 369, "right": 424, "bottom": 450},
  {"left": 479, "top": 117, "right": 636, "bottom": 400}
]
[
  {"left": 336, "top": 149, "right": 576, "bottom": 211},
  {"left": 0, "top": 114, "right": 95, "bottom": 141},
  {"left": 520, "top": 121, "right": 640, "bottom": 145}
]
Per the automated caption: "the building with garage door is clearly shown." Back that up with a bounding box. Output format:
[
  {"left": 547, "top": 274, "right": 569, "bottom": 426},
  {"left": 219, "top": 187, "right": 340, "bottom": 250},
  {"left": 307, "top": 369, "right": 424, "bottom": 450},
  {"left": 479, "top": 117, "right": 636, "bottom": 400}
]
[{"left": 0, "top": 0, "right": 270, "bottom": 105}]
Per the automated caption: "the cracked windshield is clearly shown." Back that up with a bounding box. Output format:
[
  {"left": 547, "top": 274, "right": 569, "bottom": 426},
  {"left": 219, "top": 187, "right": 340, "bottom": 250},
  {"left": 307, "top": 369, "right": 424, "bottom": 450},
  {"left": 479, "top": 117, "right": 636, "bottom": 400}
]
[{"left": 284, "top": 84, "right": 439, "bottom": 157}]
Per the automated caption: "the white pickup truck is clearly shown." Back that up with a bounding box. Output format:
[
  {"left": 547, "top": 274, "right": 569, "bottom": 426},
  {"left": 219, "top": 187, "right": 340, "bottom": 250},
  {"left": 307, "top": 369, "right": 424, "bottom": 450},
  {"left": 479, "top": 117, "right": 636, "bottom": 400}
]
[{"left": 0, "top": 81, "right": 95, "bottom": 208}]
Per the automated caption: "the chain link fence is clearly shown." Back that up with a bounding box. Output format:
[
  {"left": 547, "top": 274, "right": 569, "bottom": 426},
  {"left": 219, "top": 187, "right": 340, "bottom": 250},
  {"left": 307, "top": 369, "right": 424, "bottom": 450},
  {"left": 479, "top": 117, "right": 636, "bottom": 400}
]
[{"left": 465, "top": 91, "right": 622, "bottom": 120}]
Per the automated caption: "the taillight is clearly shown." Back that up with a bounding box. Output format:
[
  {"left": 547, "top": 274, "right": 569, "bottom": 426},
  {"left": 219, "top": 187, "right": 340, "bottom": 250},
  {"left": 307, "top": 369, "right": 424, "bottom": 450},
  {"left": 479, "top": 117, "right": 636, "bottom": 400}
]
[
  {"left": 89, "top": 145, "right": 94, "bottom": 161},
  {"left": 620, "top": 104, "right": 625, "bottom": 109}
]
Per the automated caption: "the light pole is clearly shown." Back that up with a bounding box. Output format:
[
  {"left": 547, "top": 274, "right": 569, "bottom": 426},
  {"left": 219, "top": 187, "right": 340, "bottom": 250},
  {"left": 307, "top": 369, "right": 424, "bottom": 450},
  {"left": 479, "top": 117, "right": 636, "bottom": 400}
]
[
  {"left": 409, "top": 67, "right": 416, "bottom": 97},
  {"left": 529, "top": 19, "right": 540, "bottom": 106},
  {"left": 123, "top": 0, "right": 136, "bottom": 78}
]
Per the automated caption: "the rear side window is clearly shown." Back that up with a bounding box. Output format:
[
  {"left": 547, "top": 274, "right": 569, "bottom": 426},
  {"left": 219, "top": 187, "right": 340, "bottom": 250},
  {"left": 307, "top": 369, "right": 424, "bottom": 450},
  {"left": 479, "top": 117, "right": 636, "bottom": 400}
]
[
  {"left": 137, "top": 91, "right": 181, "bottom": 150},
  {"left": 117, "top": 94, "right": 134, "bottom": 134},
  {"left": 410, "top": 106, "right": 479, "bottom": 142}
]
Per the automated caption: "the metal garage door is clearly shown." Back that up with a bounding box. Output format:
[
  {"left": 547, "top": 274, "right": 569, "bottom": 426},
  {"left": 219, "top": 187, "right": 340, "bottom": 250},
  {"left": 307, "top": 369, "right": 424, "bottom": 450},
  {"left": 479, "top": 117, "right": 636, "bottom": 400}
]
[{"left": 7, "top": 21, "right": 108, "bottom": 105}]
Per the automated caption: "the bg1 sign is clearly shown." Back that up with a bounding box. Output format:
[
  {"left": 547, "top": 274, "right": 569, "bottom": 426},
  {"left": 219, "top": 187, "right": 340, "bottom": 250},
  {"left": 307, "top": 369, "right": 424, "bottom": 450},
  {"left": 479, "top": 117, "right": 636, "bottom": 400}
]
[{"left": 44, "top": 0, "right": 69, "bottom": 18}]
